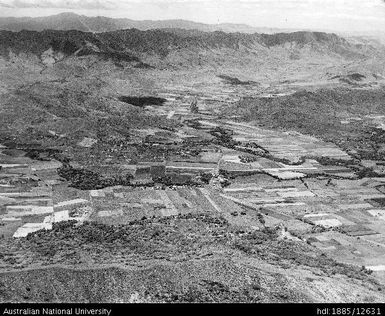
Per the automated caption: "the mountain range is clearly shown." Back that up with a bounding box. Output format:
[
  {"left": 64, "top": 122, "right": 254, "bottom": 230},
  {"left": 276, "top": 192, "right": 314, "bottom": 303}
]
[
  {"left": 0, "top": 12, "right": 384, "bottom": 91},
  {"left": 0, "top": 12, "right": 293, "bottom": 34},
  {"left": 0, "top": 27, "right": 377, "bottom": 65}
]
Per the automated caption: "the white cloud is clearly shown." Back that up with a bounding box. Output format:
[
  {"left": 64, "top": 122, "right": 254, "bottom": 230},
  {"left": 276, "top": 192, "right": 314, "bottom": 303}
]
[{"left": 0, "top": 0, "right": 115, "bottom": 9}]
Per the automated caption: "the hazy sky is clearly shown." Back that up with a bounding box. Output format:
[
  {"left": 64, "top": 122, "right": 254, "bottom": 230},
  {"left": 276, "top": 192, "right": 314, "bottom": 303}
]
[{"left": 0, "top": 0, "right": 384, "bottom": 33}]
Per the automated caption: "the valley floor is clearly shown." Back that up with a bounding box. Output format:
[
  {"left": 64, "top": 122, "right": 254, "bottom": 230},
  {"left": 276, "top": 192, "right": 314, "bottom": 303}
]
[{"left": 1, "top": 97, "right": 385, "bottom": 302}]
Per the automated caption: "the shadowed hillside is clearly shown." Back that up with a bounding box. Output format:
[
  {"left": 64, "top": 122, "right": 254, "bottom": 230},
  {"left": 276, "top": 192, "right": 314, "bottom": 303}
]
[{"left": 0, "top": 28, "right": 375, "bottom": 64}]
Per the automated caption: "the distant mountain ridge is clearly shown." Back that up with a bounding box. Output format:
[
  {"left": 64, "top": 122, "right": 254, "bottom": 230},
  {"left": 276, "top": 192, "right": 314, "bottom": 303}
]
[
  {"left": 0, "top": 28, "right": 368, "bottom": 55},
  {"left": 0, "top": 27, "right": 380, "bottom": 73},
  {"left": 0, "top": 12, "right": 294, "bottom": 34}
]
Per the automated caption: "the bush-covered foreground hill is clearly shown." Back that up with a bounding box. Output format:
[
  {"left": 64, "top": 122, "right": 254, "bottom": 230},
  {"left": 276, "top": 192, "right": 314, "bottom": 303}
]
[{"left": 0, "top": 215, "right": 384, "bottom": 303}]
